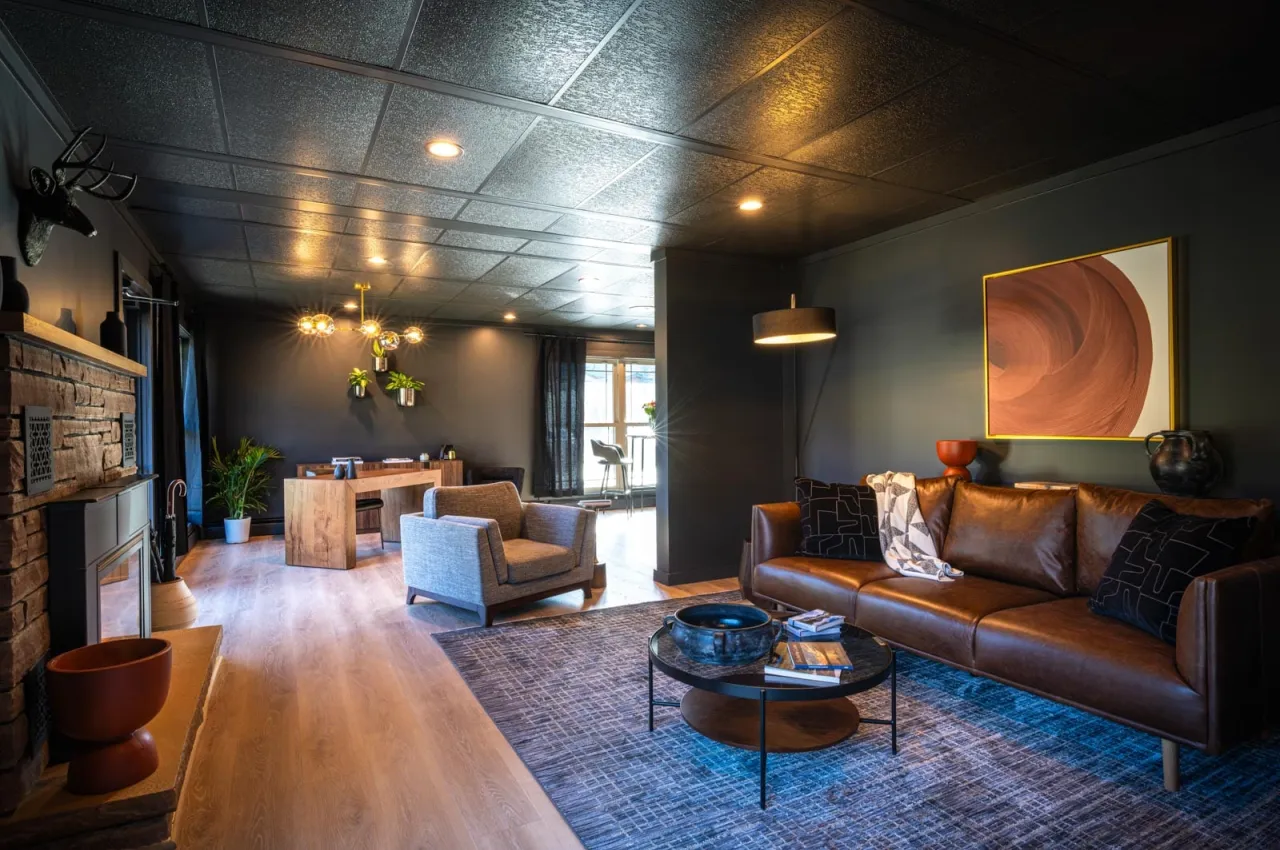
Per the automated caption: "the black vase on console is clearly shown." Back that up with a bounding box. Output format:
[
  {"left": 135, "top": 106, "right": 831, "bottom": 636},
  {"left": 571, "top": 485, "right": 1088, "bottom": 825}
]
[
  {"left": 1145, "top": 430, "right": 1223, "bottom": 497},
  {"left": 1, "top": 256, "right": 29, "bottom": 313},
  {"left": 99, "top": 311, "right": 127, "bottom": 356}
]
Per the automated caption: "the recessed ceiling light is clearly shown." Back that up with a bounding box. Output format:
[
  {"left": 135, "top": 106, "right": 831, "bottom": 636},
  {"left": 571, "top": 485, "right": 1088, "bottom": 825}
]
[
  {"left": 636, "top": 323, "right": 649, "bottom": 329},
  {"left": 578, "top": 276, "right": 600, "bottom": 285},
  {"left": 343, "top": 301, "right": 358, "bottom": 311},
  {"left": 425, "top": 139, "right": 463, "bottom": 158},
  {"left": 739, "top": 198, "right": 764, "bottom": 211},
  {"left": 368, "top": 256, "right": 387, "bottom": 266},
  {"left": 503, "top": 312, "right": 517, "bottom": 321}
]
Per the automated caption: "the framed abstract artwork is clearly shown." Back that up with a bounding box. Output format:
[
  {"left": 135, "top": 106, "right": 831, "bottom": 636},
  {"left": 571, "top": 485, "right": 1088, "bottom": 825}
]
[{"left": 983, "top": 238, "right": 1175, "bottom": 440}]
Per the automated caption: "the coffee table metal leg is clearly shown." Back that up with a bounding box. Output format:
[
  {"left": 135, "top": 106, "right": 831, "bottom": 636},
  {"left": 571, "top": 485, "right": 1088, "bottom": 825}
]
[
  {"left": 648, "top": 657, "right": 654, "bottom": 732},
  {"left": 759, "top": 692, "right": 768, "bottom": 810},
  {"left": 891, "top": 650, "right": 898, "bottom": 755}
]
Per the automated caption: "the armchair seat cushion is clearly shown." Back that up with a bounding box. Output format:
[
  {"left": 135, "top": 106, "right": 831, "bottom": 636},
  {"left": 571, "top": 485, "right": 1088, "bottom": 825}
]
[
  {"left": 974, "top": 597, "right": 1205, "bottom": 743},
  {"left": 504, "top": 539, "right": 577, "bottom": 583}
]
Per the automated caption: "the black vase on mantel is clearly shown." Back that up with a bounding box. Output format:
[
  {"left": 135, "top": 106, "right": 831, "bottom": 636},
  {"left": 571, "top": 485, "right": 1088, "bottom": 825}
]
[
  {"left": 1144, "top": 430, "right": 1223, "bottom": 497},
  {"left": 0, "top": 256, "right": 29, "bottom": 313},
  {"left": 99, "top": 311, "right": 127, "bottom": 356}
]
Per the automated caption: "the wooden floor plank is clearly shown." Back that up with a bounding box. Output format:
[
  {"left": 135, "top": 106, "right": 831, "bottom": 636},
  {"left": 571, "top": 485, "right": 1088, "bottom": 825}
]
[{"left": 172, "top": 509, "right": 737, "bottom": 849}]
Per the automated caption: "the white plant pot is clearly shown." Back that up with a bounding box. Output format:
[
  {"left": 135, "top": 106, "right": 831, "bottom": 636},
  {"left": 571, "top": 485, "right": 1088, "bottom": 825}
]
[{"left": 224, "top": 517, "right": 251, "bottom": 544}]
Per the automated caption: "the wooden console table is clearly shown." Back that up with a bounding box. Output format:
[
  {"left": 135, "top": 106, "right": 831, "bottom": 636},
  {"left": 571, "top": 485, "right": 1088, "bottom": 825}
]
[{"left": 283, "top": 468, "right": 442, "bottom": 570}]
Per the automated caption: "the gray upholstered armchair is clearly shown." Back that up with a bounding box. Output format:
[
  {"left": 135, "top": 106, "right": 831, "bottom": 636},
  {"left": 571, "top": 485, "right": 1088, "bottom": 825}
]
[{"left": 401, "top": 482, "right": 596, "bottom": 626}]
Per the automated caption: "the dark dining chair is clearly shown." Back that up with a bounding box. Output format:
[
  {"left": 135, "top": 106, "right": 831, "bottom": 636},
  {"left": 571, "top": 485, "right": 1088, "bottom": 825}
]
[
  {"left": 306, "top": 469, "right": 384, "bottom": 548},
  {"left": 589, "top": 439, "right": 634, "bottom": 516}
]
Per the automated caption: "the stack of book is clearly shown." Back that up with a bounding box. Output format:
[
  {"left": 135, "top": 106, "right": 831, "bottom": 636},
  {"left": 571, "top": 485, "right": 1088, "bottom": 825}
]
[{"left": 765, "top": 611, "right": 853, "bottom": 685}]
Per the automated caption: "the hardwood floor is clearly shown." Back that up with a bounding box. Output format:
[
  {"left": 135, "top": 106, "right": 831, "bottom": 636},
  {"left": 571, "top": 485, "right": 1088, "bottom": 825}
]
[{"left": 173, "top": 508, "right": 735, "bottom": 849}]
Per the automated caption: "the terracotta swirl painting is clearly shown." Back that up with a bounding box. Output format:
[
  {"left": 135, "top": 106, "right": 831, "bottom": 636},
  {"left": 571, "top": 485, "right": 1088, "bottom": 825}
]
[{"left": 984, "top": 239, "right": 1174, "bottom": 439}]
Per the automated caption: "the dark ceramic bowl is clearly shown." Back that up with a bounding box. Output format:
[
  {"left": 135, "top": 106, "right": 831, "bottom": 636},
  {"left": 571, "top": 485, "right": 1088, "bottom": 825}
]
[
  {"left": 47, "top": 638, "right": 172, "bottom": 742},
  {"left": 664, "top": 603, "right": 777, "bottom": 665}
]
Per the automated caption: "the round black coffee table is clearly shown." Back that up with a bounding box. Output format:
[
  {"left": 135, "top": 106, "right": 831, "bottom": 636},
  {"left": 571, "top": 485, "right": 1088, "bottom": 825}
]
[{"left": 648, "top": 622, "right": 897, "bottom": 809}]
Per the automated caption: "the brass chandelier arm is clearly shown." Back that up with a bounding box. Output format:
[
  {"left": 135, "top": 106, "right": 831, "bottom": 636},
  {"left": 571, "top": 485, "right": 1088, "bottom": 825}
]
[{"left": 297, "top": 282, "right": 423, "bottom": 348}]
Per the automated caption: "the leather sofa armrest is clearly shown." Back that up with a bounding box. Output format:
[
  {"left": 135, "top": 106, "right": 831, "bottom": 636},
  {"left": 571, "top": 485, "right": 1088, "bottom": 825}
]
[
  {"left": 1175, "top": 555, "right": 1280, "bottom": 753},
  {"left": 747, "top": 503, "right": 801, "bottom": 597}
]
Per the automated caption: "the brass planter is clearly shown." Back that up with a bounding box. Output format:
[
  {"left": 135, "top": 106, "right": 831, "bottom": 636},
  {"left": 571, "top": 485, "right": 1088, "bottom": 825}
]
[
  {"left": 352, "top": 383, "right": 367, "bottom": 398},
  {"left": 397, "top": 388, "right": 416, "bottom": 407},
  {"left": 372, "top": 355, "right": 388, "bottom": 373}
]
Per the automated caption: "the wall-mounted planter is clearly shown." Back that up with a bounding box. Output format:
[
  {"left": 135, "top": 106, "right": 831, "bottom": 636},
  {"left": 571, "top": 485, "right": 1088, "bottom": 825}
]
[
  {"left": 373, "top": 355, "right": 388, "bottom": 373},
  {"left": 396, "top": 388, "right": 416, "bottom": 408},
  {"left": 352, "top": 384, "right": 367, "bottom": 398}
]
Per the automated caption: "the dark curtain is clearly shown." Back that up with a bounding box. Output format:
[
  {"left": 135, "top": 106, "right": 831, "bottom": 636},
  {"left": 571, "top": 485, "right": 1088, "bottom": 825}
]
[
  {"left": 150, "top": 269, "right": 189, "bottom": 554},
  {"left": 534, "top": 336, "right": 586, "bottom": 497}
]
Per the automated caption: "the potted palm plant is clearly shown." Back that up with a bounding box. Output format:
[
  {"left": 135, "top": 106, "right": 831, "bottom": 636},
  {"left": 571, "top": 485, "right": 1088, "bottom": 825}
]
[
  {"left": 208, "top": 437, "right": 282, "bottom": 543},
  {"left": 386, "top": 371, "right": 424, "bottom": 407},
  {"left": 348, "top": 367, "right": 370, "bottom": 398}
]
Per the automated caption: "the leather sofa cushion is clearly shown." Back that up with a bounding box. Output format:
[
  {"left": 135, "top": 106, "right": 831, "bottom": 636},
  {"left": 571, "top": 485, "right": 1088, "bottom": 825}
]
[
  {"left": 941, "top": 483, "right": 1076, "bottom": 595},
  {"left": 975, "top": 597, "right": 1206, "bottom": 744},
  {"left": 754, "top": 557, "right": 896, "bottom": 620},
  {"left": 856, "top": 576, "right": 1055, "bottom": 667},
  {"left": 859, "top": 474, "right": 957, "bottom": 551},
  {"left": 1076, "top": 483, "right": 1274, "bottom": 594},
  {"left": 503, "top": 539, "right": 576, "bottom": 583}
]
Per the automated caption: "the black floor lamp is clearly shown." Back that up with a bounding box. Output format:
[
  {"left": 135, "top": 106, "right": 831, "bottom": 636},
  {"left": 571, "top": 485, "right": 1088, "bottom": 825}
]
[{"left": 753, "top": 293, "right": 838, "bottom": 477}]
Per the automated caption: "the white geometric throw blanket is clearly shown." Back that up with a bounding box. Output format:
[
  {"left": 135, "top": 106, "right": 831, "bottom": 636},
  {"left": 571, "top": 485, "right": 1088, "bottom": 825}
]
[{"left": 866, "top": 471, "right": 964, "bottom": 582}]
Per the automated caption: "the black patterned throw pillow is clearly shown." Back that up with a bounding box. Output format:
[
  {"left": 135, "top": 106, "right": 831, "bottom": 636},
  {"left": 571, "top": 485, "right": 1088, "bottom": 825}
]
[
  {"left": 1088, "top": 500, "right": 1257, "bottom": 644},
  {"left": 795, "top": 477, "right": 882, "bottom": 561}
]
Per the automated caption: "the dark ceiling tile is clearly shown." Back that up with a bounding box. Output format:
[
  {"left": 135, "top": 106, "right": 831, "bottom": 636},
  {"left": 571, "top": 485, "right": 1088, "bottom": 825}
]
[
  {"left": 391, "top": 276, "right": 469, "bottom": 301},
  {"left": 599, "top": 271, "right": 655, "bottom": 297},
  {"left": 216, "top": 48, "right": 386, "bottom": 171},
  {"left": 332, "top": 234, "right": 430, "bottom": 275},
  {"left": 541, "top": 263, "right": 645, "bottom": 291},
  {"left": 584, "top": 247, "right": 651, "bottom": 267},
  {"left": 167, "top": 256, "right": 254, "bottom": 288},
  {"left": 206, "top": 0, "right": 416, "bottom": 66},
  {"left": 558, "top": 293, "right": 634, "bottom": 315},
  {"left": 620, "top": 223, "right": 703, "bottom": 248},
  {"left": 537, "top": 310, "right": 593, "bottom": 326},
  {"left": 578, "top": 147, "right": 757, "bottom": 220},
  {"left": 505, "top": 287, "right": 584, "bottom": 312},
  {"left": 916, "top": 0, "right": 1061, "bottom": 33},
  {"left": 345, "top": 218, "right": 442, "bottom": 242},
  {"left": 364, "top": 86, "right": 534, "bottom": 192},
  {"left": 428, "top": 302, "right": 497, "bottom": 321},
  {"left": 451, "top": 283, "right": 529, "bottom": 306},
  {"left": 244, "top": 224, "right": 342, "bottom": 267},
  {"left": 201, "top": 286, "right": 259, "bottom": 305},
  {"left": 130, "top": 191, "right": 241, "bottom": 220},
  {"left": 401, "top": 0, "right": 636, "bottom": 103},
  {"left": 573, "top": 314, "right": 631, "bottom": 328},
  {"left": 665, "top": 167, "right": 848, "bottom": 228},
  {"left": 517, "top": 241, "right": 600, "bottom": 261},
  {"left": 544, "top": 214, "right": 645, "bottom": 242},
  {"left": 684, "top": 7, "right": 968, "bottom": 156},
  {"left": 135, "top": 212, "right": 247, "bottom": 259},
  {"left": 437, "top": 231, "right": 528, "bottom": 252},
  {"left": 786, "top": 58, "right": 1048, "bottom": 177},
  {"left": 113, "top": 149, "right": 235, "bottom": 189},
  {"left": 414, "top": 246, "right": 505, "bottom": 280},
  {"left": 479, "top": 119, "right": 654, "bottom": 207},
  {"left": 352, "top": 184, "right": 465, "bottom": 219},
  {"left": 93, "top": 1, "right": 201, "bottom": 23},
  {"left": 1, "top": 8, "right": 223, "bottom": 151},
  {"left": 456, "top": 201, "right": 562, "bottom": 231},
  {"left": 242, "top": 205, "right": 349, "bottom": 233},
  {"left": 557, "top": 0, "right": 843, "bottom": 131},
  {"left": 235, "top": 166, "right": 359, "bottom": 205},
  {"left": 479, "top": 256, "right": 576, "bottom": 287},
  {"left": 250, "top": 263, "right": 330, "bottom": 287}
]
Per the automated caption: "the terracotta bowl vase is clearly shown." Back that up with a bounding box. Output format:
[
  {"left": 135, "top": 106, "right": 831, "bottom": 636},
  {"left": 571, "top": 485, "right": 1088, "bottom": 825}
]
[
  {"left": 936, "top": 440, "right": 979, "bottom": 481},
  {"left": 46, "top": 637, "right": 172, "bottom": 795}
]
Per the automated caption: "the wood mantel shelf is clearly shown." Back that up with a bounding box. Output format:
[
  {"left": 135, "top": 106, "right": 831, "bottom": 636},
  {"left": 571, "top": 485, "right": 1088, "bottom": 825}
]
[{"left": 0, "top": 312, "right": 148, "bottom": 377}]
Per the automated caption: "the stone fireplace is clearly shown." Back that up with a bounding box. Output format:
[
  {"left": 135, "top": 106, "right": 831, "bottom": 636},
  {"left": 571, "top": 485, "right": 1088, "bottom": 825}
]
[{"left": 0, "top": 326, "right": 138, "bottom": 813}]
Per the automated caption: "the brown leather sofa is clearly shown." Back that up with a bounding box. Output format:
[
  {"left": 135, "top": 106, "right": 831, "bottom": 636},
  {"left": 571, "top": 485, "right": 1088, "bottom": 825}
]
[{"left": 746, "top": 479, "right": 1279, "bottom": 790}]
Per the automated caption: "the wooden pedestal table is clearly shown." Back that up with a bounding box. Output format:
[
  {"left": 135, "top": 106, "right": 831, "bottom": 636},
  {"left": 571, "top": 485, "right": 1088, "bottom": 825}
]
[{"left": 284, "top": 469, "right": 442, "bottom": 570}]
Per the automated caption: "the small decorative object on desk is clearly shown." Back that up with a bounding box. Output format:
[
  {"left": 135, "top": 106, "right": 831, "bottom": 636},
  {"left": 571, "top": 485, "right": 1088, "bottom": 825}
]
[
  {"left": 419, "top": 452, "right": 431, "bottom": 462},
  {"left": 1145, "top": 429, "right": 1223, "bottom": 497},
  {"left": 936, "top": 439, "right": 978, "bottom": 480}
]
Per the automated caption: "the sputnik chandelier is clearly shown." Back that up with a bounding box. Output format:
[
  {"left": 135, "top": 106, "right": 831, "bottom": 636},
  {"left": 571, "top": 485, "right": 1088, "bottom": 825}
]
[{"left": 297, "top": 283, "right": 424, "bottom": 349}]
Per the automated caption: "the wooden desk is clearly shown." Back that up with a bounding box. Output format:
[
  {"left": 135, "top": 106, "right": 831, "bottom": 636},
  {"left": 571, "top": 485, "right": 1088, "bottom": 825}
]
[{"left": 283, "top": 468, "right": 442, "bottom": 569}]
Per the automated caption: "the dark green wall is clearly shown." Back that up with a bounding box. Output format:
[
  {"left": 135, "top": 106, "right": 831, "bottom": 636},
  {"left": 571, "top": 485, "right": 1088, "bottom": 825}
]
[{"left": 799, "top": 109, "right": 1280, "bottom": 505}]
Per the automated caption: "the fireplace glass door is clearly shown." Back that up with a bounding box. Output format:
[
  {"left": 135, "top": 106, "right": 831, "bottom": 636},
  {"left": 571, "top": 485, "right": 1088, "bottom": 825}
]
[{"left": 97, "top": 532, "right": 150, "bottom": 641}]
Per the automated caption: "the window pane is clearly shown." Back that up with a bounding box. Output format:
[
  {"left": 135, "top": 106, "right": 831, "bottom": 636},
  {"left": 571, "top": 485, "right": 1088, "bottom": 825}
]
[
  {"left": 625, "top": 362, "right": 655, "bottom": 423},
  {"left": 623, "top": 424, "right": 656, "bottom": 487},
  {"left": 585, "top": 361, "right": 613, "bottom": 424},
  {"left": 584, "top": 426, "right": 616, "bottom": 492}
]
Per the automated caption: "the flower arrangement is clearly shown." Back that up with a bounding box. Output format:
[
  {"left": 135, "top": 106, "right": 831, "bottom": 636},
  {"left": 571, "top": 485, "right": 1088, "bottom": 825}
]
[{"left": 643, "top": 400, "right": 656, "bottom": 425}]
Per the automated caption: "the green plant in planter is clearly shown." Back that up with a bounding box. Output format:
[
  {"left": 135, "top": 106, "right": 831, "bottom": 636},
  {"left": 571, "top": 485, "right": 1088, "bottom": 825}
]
[
  {"left": 371, "top": 339, "right": 386, "bottom": 358},
  {"left": 208, "top": 437, "right": 282, "bottom": 520},
  {"left": 348, "top": 367, "right": 370, "bottom": 388},
  {"left": 385, "top": 371, "right": 424, "bottom": 391}
]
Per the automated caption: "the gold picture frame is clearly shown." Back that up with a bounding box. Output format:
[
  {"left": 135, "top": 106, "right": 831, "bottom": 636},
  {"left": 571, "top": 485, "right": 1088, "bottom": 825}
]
[{"left": 983, "top": 237, "right": 1176, "bottom": 441}]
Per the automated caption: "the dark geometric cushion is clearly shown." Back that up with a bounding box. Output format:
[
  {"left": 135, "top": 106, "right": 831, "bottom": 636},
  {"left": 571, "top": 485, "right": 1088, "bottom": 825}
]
[
  {"left": 795, "top": 477, "right": 882, "bottom": 561},
  {"left": 1088, "top": 500, "right": 1257, "bottom": 644}
]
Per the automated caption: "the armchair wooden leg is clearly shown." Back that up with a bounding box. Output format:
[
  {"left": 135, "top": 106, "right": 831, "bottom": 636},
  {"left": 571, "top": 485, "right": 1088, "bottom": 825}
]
[
  {"left": 582, "top": 581, "right": 593, "bottom": 601},
  {"left": 481, "top": 606, "right": 494, "bottom": 627},
  {"left": 1162, "top": 739, "right": 1180, "bottom": 792}
]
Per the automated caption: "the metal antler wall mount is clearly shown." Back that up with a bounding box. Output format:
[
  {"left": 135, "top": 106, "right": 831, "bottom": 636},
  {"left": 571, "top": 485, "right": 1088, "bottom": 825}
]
[{"left": 17, "top": 127, "right": 138, "bottom": 266}]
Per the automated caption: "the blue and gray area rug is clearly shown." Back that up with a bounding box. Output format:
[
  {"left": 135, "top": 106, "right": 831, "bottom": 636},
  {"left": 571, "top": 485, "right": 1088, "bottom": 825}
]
[{"left": 433, "top": 592, "right": 1280, "bottom": 849}]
